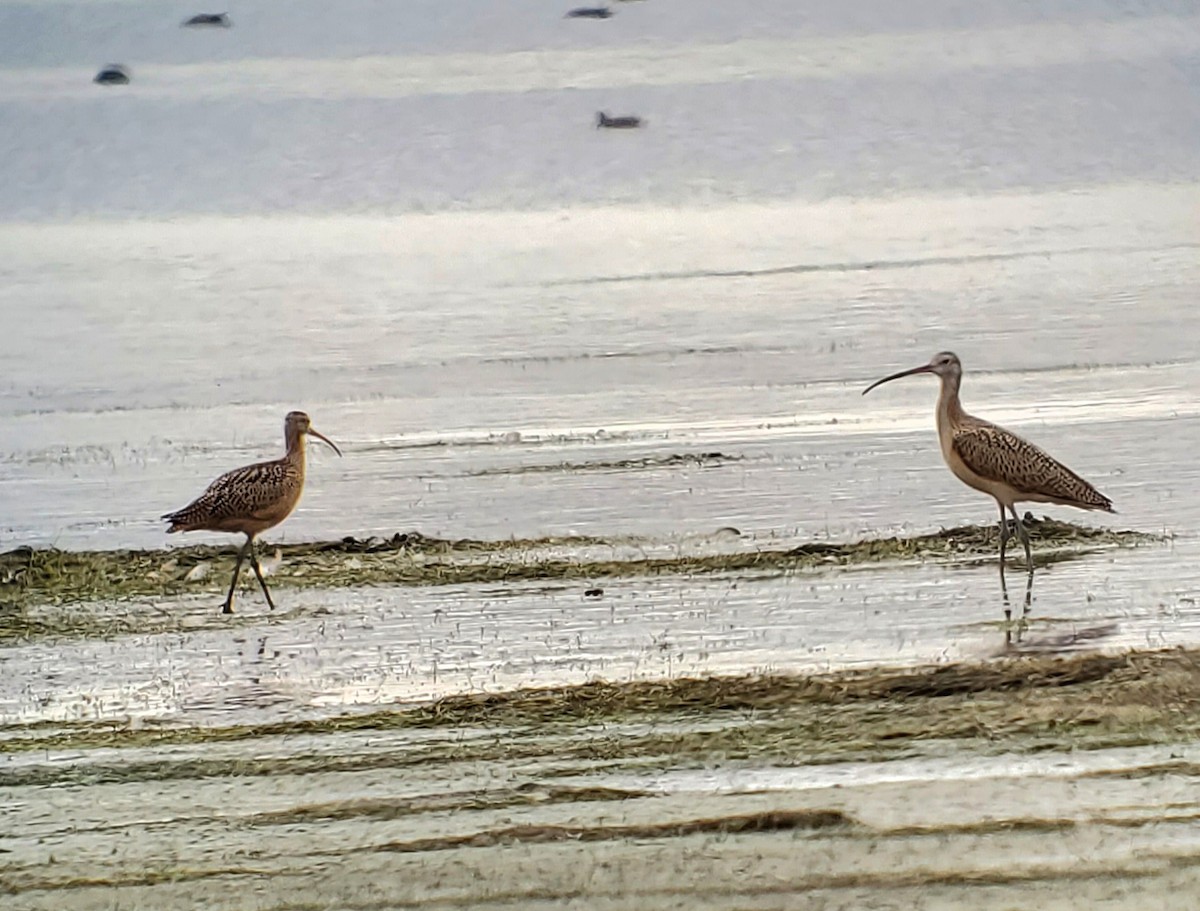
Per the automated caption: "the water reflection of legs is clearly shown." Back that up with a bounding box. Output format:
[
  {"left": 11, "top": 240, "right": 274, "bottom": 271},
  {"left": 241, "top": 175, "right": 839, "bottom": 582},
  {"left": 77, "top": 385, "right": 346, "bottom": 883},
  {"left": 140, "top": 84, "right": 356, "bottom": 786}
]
[{"left": 1001, "top": 562, "right": 1035, "bottom": 647}]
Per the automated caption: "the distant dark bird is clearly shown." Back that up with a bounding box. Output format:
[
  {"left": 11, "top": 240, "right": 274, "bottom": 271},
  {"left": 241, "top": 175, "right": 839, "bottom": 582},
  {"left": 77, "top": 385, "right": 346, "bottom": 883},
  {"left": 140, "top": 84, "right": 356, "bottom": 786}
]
[
  {"left": 94, "top": 65, "right": 130, "bottom": 85},
  {"left": 183, "top": 12, "right": 231, "bottom": 27},
  {"left": 596, "top": 111, "right": 642, "bottom": 129},
  {"left": 162, "top": 411, "right": 342, "bottom": 614},
  {"left": 566, "top": 7, "right": 614, "bottom": 18}
]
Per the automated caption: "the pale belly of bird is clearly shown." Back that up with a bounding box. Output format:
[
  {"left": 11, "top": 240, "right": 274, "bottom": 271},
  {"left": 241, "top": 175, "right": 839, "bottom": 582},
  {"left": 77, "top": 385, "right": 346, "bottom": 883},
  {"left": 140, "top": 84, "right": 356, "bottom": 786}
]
[{"left": 942, "top": 440, "right": 1021, "bottom": 507}]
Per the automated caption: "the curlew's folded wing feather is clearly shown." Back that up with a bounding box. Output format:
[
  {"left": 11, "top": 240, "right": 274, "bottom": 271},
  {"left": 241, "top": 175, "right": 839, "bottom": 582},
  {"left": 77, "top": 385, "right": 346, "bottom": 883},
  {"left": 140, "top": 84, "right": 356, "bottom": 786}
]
[
  {"left": 951, "top": 422, "right": 1114, "bottom": 512},
  {"left": 162, "top": 459, "right": 299, "bottom": 531}
]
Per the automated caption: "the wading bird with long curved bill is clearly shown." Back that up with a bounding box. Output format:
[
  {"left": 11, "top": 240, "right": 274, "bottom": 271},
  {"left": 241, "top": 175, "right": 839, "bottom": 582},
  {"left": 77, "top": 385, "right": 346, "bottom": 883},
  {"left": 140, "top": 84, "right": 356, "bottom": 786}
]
[
  {"left": 863, "top": 351, "right": 1114, "bottom": 568},
  {"left": 163, "top": 411, "right": 342, "bottom": 613}
]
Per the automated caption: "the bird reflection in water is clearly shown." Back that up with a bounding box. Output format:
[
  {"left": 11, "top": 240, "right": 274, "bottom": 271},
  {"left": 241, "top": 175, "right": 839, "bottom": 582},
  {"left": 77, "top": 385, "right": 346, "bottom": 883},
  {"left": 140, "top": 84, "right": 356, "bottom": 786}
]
[{"left": 1001, "top": 559, "right": 1035, "bottom": 647}]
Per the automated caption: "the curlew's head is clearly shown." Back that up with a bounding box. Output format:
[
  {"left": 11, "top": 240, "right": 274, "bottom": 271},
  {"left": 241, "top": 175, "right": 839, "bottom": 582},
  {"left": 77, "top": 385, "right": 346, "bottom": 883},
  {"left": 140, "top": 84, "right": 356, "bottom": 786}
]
[
  {"left": 285, "top": 411, "right": 343, "bottom": 456},
  {"left": 862, "top": 351, "right": 962, "bottom": 395}
]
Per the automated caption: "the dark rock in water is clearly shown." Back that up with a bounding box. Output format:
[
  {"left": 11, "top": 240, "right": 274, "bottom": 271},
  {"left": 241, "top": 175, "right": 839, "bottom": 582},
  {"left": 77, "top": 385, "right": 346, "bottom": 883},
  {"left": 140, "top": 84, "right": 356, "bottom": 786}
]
[
  {"left": 183, "top": 12, "right": 231, "bottom": 27},
  {"left": 94, "top": 64, "right": 130, "bottom": 85},
  {"left": 566, "top": 7, "right": 614, "bottom": 18},
  {"left": 596, "top": 111, "right": 643, "bottom": 129}
]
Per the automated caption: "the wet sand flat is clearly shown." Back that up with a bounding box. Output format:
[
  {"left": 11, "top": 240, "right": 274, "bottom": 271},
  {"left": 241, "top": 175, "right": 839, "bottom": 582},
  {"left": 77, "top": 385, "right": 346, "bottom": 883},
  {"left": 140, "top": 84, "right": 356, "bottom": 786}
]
[{"left": 5, "top": 649, "right": 1200, "bottom": 909}]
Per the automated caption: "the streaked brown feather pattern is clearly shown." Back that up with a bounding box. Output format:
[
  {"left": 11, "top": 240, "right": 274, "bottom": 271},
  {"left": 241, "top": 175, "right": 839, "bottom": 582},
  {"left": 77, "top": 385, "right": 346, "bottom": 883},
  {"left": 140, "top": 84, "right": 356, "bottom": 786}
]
[
  {"left": 951, "top": 419, "right": 1114, "bottom": 512},
  {"left": 163, "top": 458, "right": 303, "bottom": 531}
]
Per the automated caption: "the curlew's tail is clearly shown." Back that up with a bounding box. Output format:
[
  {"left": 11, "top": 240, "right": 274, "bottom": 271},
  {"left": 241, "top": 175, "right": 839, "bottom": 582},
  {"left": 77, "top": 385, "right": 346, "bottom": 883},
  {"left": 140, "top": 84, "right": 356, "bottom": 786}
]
[
  {"left": 162, "top": 499, "right": 207, "bottom": 533},
  {"left": 1075, "top": 490, "right": 1115, "bottom": 514},
  {"left": 1086, "top": 487, "right": 1115, "bottom": 514}
]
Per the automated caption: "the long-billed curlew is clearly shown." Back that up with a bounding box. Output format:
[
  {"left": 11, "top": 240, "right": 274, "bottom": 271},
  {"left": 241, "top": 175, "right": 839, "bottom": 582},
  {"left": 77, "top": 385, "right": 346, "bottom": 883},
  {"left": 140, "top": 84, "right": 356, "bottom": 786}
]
[
  {"left": 162, "top": 411, "right": 342, "bottom": 613},
  {"left": 862, "top": 351, "right": 1114, "bottom": 567}
]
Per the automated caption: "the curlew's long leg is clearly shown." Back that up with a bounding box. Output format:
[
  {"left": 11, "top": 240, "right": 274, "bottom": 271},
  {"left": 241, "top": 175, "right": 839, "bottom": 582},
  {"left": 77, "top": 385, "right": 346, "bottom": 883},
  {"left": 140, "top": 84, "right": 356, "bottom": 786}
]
[
  {"left": 222, "top": 538, "right": 250, "bottom": 615},
  {"left": 996, "top": 500, "right": 1009, "bottom": 567},
  {"left": 247, "top": 537, "right": 277, "bottom": 610},
  {"left": 1009, "top": 506, "right": 1033, "bottom": 570}
]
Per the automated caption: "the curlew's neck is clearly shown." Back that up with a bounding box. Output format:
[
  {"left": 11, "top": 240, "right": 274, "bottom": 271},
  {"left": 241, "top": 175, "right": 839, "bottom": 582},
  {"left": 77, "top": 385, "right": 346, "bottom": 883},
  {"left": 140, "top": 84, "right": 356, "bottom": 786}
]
[
  {"left": 935, "top": 369, "right": 967, "bottom": 435},
  {"left": 284, "top": 426, "right": 307, "bottom": 466}
]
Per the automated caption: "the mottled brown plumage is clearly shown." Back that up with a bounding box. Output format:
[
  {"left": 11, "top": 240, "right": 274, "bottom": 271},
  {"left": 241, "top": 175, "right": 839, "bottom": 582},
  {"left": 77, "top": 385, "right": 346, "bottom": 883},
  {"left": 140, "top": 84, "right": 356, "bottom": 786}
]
[
  {"left": 863, "top": 351, "right": 1114, "bottom": 567},
  {"left": 163, "top": 411, "right": 342, "bottom": 613},
  {"left": 950, "top": 423, "right": 1112, "bottom": 511}
]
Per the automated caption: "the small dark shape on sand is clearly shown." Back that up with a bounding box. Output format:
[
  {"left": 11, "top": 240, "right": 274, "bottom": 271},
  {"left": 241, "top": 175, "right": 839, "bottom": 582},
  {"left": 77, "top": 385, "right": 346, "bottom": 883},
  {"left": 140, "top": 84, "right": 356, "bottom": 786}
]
[
  {"left": 584, "top": 588, "right": 604, "bottom": 598},
  {"left": 183, "top": 12, "right": 231, "bottom": 27},
  {"left": 94, "top": 64, "right": 130, "bottom": 85},
  {"left": 567, "top": 7, "right": 614, "bottom": 18},
  {"left": 596, "top": 111, "right": 642, "bottom": 129}
]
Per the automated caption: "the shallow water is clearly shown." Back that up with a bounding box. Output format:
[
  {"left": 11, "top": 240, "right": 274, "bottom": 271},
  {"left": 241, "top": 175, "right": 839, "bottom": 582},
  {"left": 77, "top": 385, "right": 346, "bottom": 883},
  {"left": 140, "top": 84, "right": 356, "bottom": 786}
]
[
  {"left": 0, "top": 538, "right": 1193, "bottom": 729},
  {"left": 3, "top": 186, "right": 1199, "bottom": 549}
]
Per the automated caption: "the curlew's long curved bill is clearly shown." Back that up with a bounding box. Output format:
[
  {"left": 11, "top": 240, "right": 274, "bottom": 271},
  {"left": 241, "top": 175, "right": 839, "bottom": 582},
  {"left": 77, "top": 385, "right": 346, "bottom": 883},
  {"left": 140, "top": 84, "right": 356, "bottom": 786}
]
[
  {"left": 862, "top": 363, "right": 934, "bottom": 395},
  {"left": 308, "top": 427, "right": 343, "bottom": 457}
]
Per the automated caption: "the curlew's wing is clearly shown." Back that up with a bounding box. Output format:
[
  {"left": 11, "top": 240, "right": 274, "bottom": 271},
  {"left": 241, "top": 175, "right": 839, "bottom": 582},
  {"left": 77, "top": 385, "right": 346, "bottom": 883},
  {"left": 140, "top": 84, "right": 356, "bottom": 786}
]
[
  {"left": 162, "top": 459, "right": 298, "bottom": 531},
  {"left": 951, "top": 422, "right": 1114, "bottom": 512}
]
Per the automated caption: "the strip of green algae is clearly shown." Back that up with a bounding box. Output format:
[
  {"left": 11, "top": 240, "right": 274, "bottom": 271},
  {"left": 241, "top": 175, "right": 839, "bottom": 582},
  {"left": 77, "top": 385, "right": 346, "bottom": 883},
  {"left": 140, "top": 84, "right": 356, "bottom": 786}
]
[
  {"left": 4, "top": 647, "right": 1197, "bottom": 776},
  {"left": 466, "top": 451, "right": 742, "bottom": 476},
  {"left": 0, "top": 518, "right": 1156, "bottom": 613}
]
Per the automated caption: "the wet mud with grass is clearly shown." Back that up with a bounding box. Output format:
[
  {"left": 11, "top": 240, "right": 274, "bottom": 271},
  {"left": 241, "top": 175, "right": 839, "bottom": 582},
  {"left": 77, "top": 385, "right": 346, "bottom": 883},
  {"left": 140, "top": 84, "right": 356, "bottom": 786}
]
[
  {"left": 465, "top": 450, "right": 743, "bottom": 477},
  {"left": 6, "top": 647, "right": 1200, "bottom": 909},
  {"left": 0, "top": 520, "right": 1185, "bottom": 909},
  {"left": 5, "top": 645, "right": 1198, "bottom": 769},
  {"left": 370, "top": 807, "right": 854, "bottom": 854},
  {"left": 0, "top": 518, "right": 1155, "bottom": 618}
]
